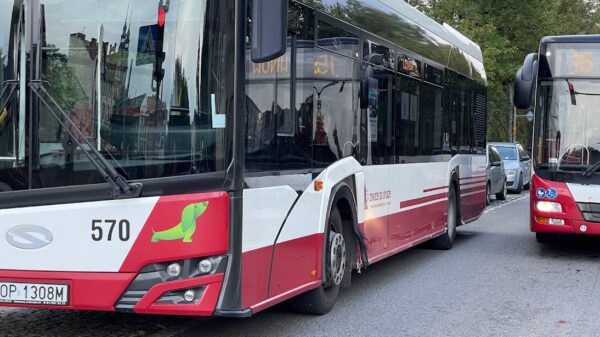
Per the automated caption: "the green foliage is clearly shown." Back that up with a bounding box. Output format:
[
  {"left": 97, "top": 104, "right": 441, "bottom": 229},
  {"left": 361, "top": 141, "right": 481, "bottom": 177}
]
[{"left": 408, "top": 0, "right": 600, "bottom": 149}]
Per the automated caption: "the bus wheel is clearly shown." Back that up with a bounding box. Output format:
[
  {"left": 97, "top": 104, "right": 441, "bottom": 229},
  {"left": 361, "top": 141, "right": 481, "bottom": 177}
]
[
  {"left": 289, "top": 208, "right": 346, "bottom": 315},
  {"left": 430, "top": 185, "right": 458, "bottom": 250}
]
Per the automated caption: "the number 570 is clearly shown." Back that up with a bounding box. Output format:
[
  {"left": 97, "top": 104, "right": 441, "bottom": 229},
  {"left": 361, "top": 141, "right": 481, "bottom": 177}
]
[{"left": 91, "top": 219, "right": 130, "bottom": 242}]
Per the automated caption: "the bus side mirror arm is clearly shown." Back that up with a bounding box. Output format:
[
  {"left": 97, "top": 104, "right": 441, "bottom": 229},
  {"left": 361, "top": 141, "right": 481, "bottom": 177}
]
[
  {"left": 251, "top": 0, "right": 289, "bottom": 63},
  {"left": 514, "top": 53, "right": 538, "bottom": 109}
]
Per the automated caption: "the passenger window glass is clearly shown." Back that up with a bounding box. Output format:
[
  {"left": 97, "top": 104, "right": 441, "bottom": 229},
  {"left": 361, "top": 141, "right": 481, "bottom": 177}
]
[
  {"left": 35, "top": 0, "right": 234, "bottom": 190},
  {"left": 395, "top": 77, "right": 421, "bottom": 160},
  {"left": 364, "top": 41, "right": 394, "bottom": 70},
  {"left": 317, "top": 20, "right": 359, "bottom": 59},
  {"left": 313, "top": 52, "right": 360, "bottom": 166},
  {"left": 424, "top": 63, "right": 443, "bottom": 85},
  {"left": 420, "top": 84, "right": 443, "bottom": 156},
  {"left": 397, "top": 51, "right": 421, "bottom": 78},
  {"left": 245, "top": 3, "right": 314, "bottom": 171}
]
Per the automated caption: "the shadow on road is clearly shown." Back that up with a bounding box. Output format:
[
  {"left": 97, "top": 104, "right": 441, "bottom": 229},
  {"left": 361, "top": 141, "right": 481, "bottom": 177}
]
[{"left": 536, "top": 234, "right": 600, "bottom": 260}]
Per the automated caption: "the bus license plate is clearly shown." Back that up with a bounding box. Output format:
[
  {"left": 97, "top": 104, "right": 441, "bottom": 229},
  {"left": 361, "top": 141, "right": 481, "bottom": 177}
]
[{"left": 0, "top": 282, "right": 69, "bottom": 306}]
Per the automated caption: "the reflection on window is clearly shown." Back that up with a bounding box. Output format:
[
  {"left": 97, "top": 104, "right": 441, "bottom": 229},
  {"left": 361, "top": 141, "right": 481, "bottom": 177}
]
[
  {"left": 317, "top": 20, "right": 359, "bottom": 59},
  {"left": 32, "top": 0, "right": 233, "bottom": 189},
  {"left": 395, "top": 78, "right": 421, "bottom": 159}
]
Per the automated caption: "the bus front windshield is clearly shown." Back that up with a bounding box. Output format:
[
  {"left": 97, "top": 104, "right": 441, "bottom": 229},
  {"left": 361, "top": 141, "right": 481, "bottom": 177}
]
[
  {"left": 536, "top": 79, "right": 600, "bottom": 174},
  {"left": 0, "top": 0, "right": 234, "bottom": 192}
]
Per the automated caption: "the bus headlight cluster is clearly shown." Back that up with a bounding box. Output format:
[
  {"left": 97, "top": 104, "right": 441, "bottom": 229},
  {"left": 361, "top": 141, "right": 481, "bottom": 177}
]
[
  {"left": 536, "top": 201, "right": 562, "bottom": 213},
  {"left": 160, "top": 256, "right": 225, "bottom": 281}
]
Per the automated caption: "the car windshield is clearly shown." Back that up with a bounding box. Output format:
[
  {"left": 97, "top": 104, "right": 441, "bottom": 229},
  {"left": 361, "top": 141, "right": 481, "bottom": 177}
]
[
  {"left": 0, "top": 0, "right": 234, "bottom": 192},
  {"left": 536, "top": 79, "right": 600, "bottom": 172},
  {"left": 496, "top": 146, "right": 518, "bottom": 161}
]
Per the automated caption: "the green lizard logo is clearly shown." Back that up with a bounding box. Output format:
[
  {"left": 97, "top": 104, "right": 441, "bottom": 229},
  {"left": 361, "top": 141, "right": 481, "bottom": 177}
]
[{"left": 151, "top": 201, "right": 209, "bottom": 243}]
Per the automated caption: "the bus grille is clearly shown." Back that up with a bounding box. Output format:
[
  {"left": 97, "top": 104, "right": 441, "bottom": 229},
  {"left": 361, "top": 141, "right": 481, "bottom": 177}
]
[{"left": 577, "top": 203, "right": 600, "bottom": 223}]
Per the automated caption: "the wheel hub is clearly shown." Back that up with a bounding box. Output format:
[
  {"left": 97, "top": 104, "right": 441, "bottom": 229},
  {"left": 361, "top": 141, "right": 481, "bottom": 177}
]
[{"left": 329, "top": 232, "right": 346, "bottom": 286}]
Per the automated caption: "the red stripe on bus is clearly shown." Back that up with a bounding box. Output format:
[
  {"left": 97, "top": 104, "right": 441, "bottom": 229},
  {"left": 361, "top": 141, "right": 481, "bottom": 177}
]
[
  {"left": 400, "top": 192, "right": 448, "bottom": 208},
  {"left": 423, "top": 186, "right": 448, "bottom": 193}
]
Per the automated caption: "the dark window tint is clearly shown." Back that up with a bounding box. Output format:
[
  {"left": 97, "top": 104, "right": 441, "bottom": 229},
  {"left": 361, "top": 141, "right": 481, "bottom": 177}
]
[
  {"left": 365, "top": 63, "right": 394, "bottom": 165},
  {"left": 447, "top": 72, "right": 472, "bottom": 154},
  {"left": 420, "top": 84, "right": 444, "bottom": 156},
  {"left": 395, "top": 77, "right": 421, "bottom": 159},
  {"left": 424, "top": 63, "right": 444, "bottom": 85}
]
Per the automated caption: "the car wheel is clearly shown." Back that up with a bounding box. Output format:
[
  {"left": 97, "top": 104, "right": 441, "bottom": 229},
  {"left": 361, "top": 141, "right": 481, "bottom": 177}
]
[
  {"left": 496, "top": 180, "right": 507, "bottom": 200},
  {"left": 486, "top": 182, "right": 491, "bottom": 205},
  {"left": 515, "top": 174, "right": 523, "bottom": 194}
]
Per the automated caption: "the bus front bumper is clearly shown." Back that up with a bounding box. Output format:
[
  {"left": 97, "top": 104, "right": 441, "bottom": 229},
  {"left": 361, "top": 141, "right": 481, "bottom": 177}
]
[{"left": 0, "top": 269, "right": 224, "bottom": 316}]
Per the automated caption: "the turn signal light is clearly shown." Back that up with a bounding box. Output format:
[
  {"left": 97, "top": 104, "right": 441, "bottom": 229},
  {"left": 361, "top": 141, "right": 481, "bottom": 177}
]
[
  {"left": 314, "top": 180, "right": 324, "bottom": 191},
  {"left": 535, "top": 217, "right": 564, "bottom": 225}
]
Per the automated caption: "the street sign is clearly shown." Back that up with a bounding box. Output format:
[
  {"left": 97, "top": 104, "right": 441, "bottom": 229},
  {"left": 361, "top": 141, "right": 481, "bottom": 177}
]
[{"left": 136, "top": 25, "right": 159, "bottom": 66}]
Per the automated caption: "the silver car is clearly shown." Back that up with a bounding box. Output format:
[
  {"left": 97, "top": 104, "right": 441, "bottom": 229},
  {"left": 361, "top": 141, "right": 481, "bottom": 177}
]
[
  {"left": 489, "top": 142, "right": 531, "bottom": 193},
  {"left": 486, "top": 145, "right": 507, "bottom": 205}
]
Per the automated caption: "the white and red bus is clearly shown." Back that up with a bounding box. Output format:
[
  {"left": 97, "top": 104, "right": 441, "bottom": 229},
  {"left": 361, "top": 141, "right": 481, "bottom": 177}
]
[
  {"left": 515, "top": 36, "right": 600, "bottom": 243},
  {"left": 0, "top": 0, "right": 487, "bottom": 316}
]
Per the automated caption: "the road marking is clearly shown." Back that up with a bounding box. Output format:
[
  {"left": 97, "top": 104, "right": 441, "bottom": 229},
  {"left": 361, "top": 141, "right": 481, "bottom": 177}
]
[{"left": 484, "top": 194, "right": 529, "bottom": 214}]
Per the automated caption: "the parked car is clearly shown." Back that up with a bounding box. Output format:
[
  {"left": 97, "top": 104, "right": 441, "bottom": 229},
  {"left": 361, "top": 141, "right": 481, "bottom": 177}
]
[
  {"left": 489, "top": 142, "right": 531, "bottom": 193},
  {"left": 486, "top": 145, "right": 507, "bottom": 205}
]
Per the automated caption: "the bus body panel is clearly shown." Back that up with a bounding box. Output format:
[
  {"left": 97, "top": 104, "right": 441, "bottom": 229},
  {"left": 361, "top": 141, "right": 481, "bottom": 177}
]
[
  {"left": 530, "top": 174, "right": 600, "bottom": 235},
  {"left": 240, "top": 155, "right": 486, "bottom": 311},
  {"left": 0, "top": 192, "right": 229, "bottom": 315}
]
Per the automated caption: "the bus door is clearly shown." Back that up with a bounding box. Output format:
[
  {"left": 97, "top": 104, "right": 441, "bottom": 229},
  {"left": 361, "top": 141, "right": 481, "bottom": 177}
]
[{"left": 0, "top": 1, "right": 26, "bottom": 191}]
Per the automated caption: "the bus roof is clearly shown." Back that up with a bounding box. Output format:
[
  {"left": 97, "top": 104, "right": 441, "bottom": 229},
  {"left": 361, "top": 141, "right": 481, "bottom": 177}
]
[
  {"left": 295, "top": 0, "right": 484, "bottom": 79},
  {"left": 541, "top": 35, "right": 600, "bottom": 44}
]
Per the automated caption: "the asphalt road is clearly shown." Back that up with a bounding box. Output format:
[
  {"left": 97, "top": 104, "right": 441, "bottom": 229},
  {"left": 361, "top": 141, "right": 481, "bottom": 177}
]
[{"left": 3, "top": 191, "right": 600, "bottom": 337}]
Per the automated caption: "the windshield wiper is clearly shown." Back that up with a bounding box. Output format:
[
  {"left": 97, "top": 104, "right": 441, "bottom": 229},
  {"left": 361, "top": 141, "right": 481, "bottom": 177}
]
[
  {"left": 582, "top": 161, "right": 600, "bottom": 177},
  {"left": 29, "top": 81, "right": 142, "bottom": 199}
]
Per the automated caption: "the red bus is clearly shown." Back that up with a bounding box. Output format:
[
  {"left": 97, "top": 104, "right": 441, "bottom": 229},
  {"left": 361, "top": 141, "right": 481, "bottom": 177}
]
[
  {"left": 515, "top": 35, "right": 600, "bottom": 243},
  {"left": 0, "top": 0, "right": 487, "bottom": 316}
]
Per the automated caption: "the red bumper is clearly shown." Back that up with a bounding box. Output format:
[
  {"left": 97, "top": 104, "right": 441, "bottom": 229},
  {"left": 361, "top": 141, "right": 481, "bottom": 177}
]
[
  {"left": 0, "top": 270, "right": 224, "bottom": 316},
  {"left": 530, "top": 175, "right": 600, "bottom": 235}
]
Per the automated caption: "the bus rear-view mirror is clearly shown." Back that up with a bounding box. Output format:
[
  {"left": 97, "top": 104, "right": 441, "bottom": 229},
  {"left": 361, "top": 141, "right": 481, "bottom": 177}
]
[
  {"left": 251, "top": 0, "right": 289, "bottom": 63},
  {"left": 514, "top": 53, "right": 538, "bottom": 109}
]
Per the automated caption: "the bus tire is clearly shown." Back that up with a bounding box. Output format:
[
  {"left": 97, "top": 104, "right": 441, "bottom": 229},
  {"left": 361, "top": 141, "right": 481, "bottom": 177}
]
[
  {"left": 430, "top": 184, "right": 458, "bottom": 250},
  {"left": 289, "top": 208, "right": 346, "bottom": 315}
]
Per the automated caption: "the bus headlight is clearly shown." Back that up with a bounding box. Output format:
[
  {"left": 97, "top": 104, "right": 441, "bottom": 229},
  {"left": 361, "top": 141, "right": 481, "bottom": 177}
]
[{"left": 536, "top": 201, "right": 562, "bottom": 213}]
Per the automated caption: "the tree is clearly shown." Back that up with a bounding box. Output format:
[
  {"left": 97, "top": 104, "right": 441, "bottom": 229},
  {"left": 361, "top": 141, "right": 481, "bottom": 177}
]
[{"left": 407, "top": 0, "right": 600, "bottom": 149}]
